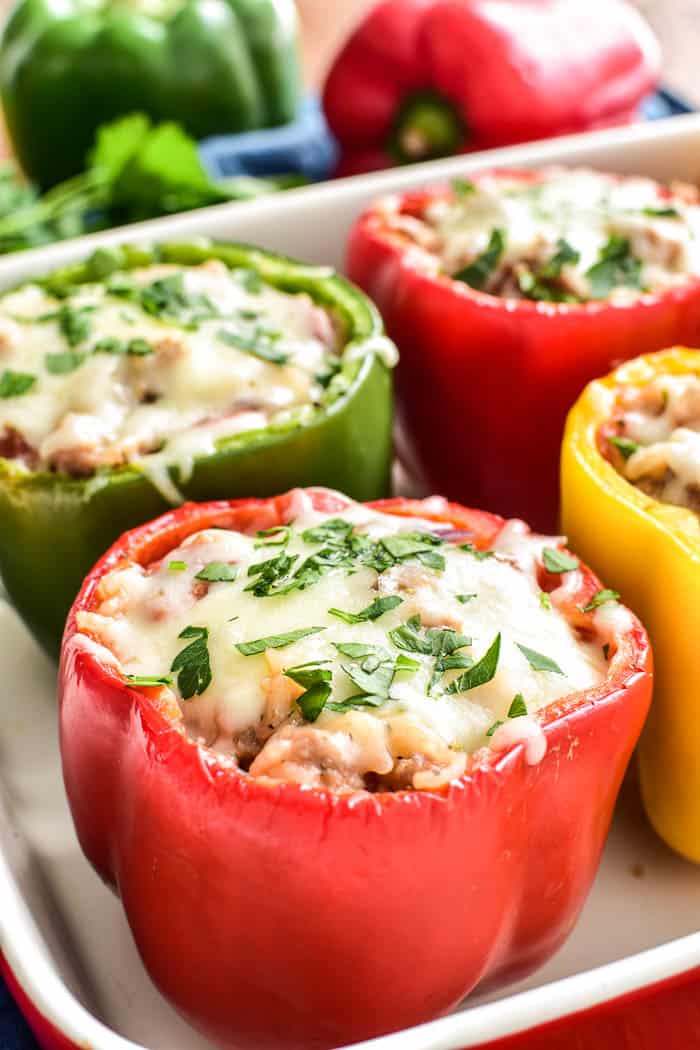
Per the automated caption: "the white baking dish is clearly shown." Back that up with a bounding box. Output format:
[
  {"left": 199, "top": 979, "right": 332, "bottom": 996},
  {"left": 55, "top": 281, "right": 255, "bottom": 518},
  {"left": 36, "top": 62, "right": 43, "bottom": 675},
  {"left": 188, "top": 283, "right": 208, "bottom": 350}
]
[{"left": 2, "top": 113, "right": 700, "bottom": 1050}]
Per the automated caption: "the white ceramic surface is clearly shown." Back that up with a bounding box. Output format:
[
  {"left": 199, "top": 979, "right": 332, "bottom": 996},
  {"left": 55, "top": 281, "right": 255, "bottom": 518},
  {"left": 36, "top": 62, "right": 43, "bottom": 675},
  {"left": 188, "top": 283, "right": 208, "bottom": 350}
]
[{"left": 2, "top": 114, "right": 700, "bottom": 1050}]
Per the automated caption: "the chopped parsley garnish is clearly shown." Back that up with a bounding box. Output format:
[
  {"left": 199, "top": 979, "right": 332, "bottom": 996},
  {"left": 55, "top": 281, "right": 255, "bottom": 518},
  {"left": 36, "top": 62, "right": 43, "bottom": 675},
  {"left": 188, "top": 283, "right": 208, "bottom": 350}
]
[
  {"left": 108, "top": 271, "right": 219, "bottom": 328},
  {"left": 609, "top": 435, "right": 639, "bottom": 460},
  {"left": 234, "top": 267, "right": 263, "bottom": 294},
  {"left": 456, "top": 593, "right": 477, "bottom": 604},
  {"left": 538, "top": 591, "right": 552, "bottom": 611},
  {"left": 283, "top": 663, "right": 332, "bottom": 722},
  {"left": 168, "top": 560, "right": 186, "bottom": 572},
  {"left": 542, "top": 548, "right": 579, "bottom": 574},
  {"left": 459, "top": 542, "right": 494, "bottom": 561},
  {"left": 508, "top": 693, "right": 528, "bottom": 718},
  {"left": 517, "top": 643, "right": 563, "bottom": 675},
  {"left": 327, "top": 643, "right": 418, "bottom": 712},
  {"left": 582, "top": 588, "right": 620, "bottom": 612},
  {"left": 446, "top": 633, "right": 500, "bottom": 694},
  {"left": 518, "top": 239, "right": 582, "bottom": 303},
  {"left": 170, "top": 625, "right": 212, "bottom": 700},
  {"left": 254, "top": 525, "right": 292, "bottom": 548},
  {"left": 453, "top": 228, "right": 506, "bottom": 290},
  {"left": 40, "top": 303, "right": 95, "bottom": 347},
  {"left": 585, "top": 237, "right": 642, "bottom": 299},
  {"left": 329, "top": 594, "right": 403, "bottom": 624},
  {"left": 244, "top": 550, "right": 299, "bottom": 596},
  {"left": 642, "top": 206, "right": 680, "bottom": 219},
  {"left": 126, "top": 337, "right": 153, "bottom": 356},
  {"left": 195, "top": 561, "right": 238, "bottom": 583},
  {"left": 301, "top": 518, "right": 354, "bottom": 545},
  {"left": 486, "top": 692, "right": 528, "bottom": 737},
  {"left": 452, "top": 177, "right": 476, "bottom": 198},
  {"left": 235, "top": 626, "right": 326, "bottom": 656},
  {"left": 0, "top": 369, "right": 35, "bottom": 397},
  {"left": 126, "top": 674, "right": 173, "bottom": 687},
  {"left": 44, "top": 349, "right": 87, "bottom": 374},
  {"left": 390, "top": 615, "right": 473, "bottom": 694},
  {"left": 217, "top": 326, "right": 288, "bottom": 365},
  {"left": 93, "top": 336, "right": 153, "bottom": 356},
  {"left": 539, "top": 238, "right": 580, "bottom": 279}
]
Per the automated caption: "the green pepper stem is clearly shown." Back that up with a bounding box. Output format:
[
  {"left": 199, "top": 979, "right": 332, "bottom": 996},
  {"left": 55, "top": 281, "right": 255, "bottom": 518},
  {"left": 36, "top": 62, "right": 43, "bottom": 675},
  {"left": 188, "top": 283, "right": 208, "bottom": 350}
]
[{"left": 389, "top": 92, "right": 466, "bottom": 164}]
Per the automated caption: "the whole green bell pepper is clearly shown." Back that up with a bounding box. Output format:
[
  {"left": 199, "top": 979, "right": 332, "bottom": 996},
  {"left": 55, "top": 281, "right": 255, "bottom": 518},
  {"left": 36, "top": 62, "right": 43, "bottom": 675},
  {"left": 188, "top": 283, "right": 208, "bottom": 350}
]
[
  {"left": 0, "top": 0, "right": 301, "bottom": 188},
  {"left": 0, "top": 240, "right": 395, "bottom": 656}
]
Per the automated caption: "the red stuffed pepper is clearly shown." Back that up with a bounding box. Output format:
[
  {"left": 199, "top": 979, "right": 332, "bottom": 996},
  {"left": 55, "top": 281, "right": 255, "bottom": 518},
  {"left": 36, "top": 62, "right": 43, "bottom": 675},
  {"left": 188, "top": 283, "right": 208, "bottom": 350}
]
[
  {"left": 59, "top": 486, "right": 651, "bottom": 1050},
  {"left": 323, "top": 0, "right": 660, "bottom": 176},
  {"left": 347, "top": 167, "right": 700, "bottom": 530}
]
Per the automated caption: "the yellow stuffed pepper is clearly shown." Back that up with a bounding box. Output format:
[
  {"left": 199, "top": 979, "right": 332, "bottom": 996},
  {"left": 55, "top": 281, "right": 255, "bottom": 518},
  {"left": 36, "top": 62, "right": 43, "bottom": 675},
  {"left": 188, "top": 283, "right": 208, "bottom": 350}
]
[{"left": 561, "top": 347, "right": 700, "bottom": 862}]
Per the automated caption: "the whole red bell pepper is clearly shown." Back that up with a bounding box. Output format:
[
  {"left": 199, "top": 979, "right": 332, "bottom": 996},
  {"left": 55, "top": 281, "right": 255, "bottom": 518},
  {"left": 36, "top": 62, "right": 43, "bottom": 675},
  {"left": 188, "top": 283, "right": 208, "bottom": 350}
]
[
  {"left": 346, "top": 175, "right": 700, "bottom": 530},
  {"left": 323, "top": 0, "right": 661, "bottom": 176},
  {"left": 59, "top": 487, "right": 652, "bottom": 1050}
]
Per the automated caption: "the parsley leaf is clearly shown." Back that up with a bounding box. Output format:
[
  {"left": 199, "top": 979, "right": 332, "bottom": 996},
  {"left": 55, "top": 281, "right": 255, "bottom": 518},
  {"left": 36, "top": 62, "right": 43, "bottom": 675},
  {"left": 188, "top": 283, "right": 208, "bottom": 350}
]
[
  {"left": 456, "top": 593, "right": 477, "bottom": 604},
  {"left": 329, "top": 642, "right": 417, "bottom": 712},
  {"left": 517, "top": 643, "right": 563, "bottom": 675},
  {"left": 244, "top": 551, "right": 298, "bottom": 597},
  {"left": 508, "top": 693, "right": 528, "bottom": 718},
  {"left": 460, "top": 542, "right": 494, "bottom": 560},
  {"left": 44, "top": 349, "right": 87, "bottom": 374},
  {"left": 283, "top": 663, "right": 333, "bottom": 722},
  {"left": 255, "top": 525, "right": 292, "bottom": 548},
  {"left": 217, "top": 326, "right": 288, "bottom": 365},
  {"left": 452, "top": 177, "right": 476, "bottom": 198},
  {"left": 642, "top": 206, "right": 680, "bottom": 219},
  {"left": 301, "top": 518, "right": 354, "bottom": 545},
  {"left": 446, "top": 633, "right": 500, "bottom": 693},
  {"left": 235, "top": 626, "right": 326, "bottom": 656},
  {"left": 195, "top": 561, "right": 238, "bottom": 583},
  {"left": 538, "top": 591, "right": 552, "bottom": 611},
  {"left": 582, "top": 589, "right": 620, "bottom": 612},
  {"left": 169, "top": 560, "right": 186, "bottom": 572},
  {"left": 585, "top": 237, "right": 641, "bottom": 299},
  {"left": 47, "top": 303, "right": 95, "bottom": 347},
  {"left": 454, "top": 228, "right": 506, "bottom": 290},
  {"left": 486, "top": 720, "right": 503, "bottom": 737},
  {"left": 126, "top": 673, "right": 173, "bottom": 687},
  {"left": 609, "top": 435, "right": 639, "bottom": 460},
  {"left": 539, "top": 238, "right": 580, "bottom": 279},
  {"left": 329, "top": 594, "right": 403, "bottom": 624},
  {"left": 542, "top": 548, "right": 579, "bottom": 574},
  {"left": 0, "top": 369, "right": 35, "bottom": 397},
  {"left": 170, "top": 625, "right": 212, "bottom": 699}
]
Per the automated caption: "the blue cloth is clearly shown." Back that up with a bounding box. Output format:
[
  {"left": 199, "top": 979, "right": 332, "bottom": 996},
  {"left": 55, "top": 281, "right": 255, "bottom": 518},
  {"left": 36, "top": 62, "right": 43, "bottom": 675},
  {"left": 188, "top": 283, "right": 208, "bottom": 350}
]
[{"left": 0, "top": 84, "right": 694, "bottom": 1050}]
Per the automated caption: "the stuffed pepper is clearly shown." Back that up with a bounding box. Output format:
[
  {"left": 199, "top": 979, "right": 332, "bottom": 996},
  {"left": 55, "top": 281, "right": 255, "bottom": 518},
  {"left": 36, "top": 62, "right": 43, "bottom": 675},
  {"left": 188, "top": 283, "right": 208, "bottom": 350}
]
[
  {"left": 561, "top": 347, "right": 700, "bottom": 862},
  {"left": 0, "top": 242, "right": 394, "bottom": 655},
  {"left": 323, "top": 0, "right": 660, "bottom": 176},
  {"left": 59, "top": 486, "right": 652, "bottom": 1050},
  {"left": 347, "top": 166, "right": 700, "bottom": 531}
]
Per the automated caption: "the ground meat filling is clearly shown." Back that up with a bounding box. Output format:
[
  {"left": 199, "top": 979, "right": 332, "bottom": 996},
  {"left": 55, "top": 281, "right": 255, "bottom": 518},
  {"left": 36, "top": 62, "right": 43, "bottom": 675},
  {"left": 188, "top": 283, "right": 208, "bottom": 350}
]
[
  {"left": 75, "top": 495, "right": 609, "bottom": 793},
  {"left": 603, "top": 374, "right": 700, "bottom": 513},
  {"left": 0, "top": 259, "right": 343, "bottom": 483},
  {"left": 383, "top": 168, "right": 700, "bottom": 304}
]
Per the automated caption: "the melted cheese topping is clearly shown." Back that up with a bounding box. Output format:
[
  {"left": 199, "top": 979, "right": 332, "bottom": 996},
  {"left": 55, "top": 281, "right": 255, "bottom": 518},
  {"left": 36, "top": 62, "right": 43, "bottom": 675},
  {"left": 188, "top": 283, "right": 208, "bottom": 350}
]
[
  {"left": 0, "top": 260, "right": 341, "bottom": 488},
  {"left": 77, "top": 494, "right": 608, "bottom": 793},
  {"left": 611, "top": 374, "right": 700, "bottom": 511},
  {"left": 387, "top": 168, "right": 700, "bottom": 303}
]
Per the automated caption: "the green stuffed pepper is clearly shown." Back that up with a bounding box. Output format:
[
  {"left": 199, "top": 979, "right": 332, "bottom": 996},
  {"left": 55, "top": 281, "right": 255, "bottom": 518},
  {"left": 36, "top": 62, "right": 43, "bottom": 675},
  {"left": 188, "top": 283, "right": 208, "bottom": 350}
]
[
  {"left": 0, "top": 240, "right": 395, "bottom": 655},
  {"left": 0, "top": 0, "right": 300, "bottom": 188}
]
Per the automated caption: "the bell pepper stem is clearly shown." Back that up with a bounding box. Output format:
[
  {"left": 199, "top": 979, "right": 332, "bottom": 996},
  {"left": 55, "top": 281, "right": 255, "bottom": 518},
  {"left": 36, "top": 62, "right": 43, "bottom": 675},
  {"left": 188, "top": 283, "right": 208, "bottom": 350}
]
[{"left": 389, "top": 92, "right": 466, "bottom": 164}]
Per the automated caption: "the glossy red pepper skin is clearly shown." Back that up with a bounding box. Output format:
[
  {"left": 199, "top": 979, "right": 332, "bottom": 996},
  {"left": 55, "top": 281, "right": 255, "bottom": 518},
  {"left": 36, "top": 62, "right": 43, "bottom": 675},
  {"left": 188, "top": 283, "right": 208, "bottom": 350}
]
[
  {"left": 59, "top": 489, "right": 652, "bottom": 1050},
  {"left": 346, "top": 179, "right": 700, "bottom": 531},
  {"left": 322, "top": 0, "right": 660, "bottom": 175}
]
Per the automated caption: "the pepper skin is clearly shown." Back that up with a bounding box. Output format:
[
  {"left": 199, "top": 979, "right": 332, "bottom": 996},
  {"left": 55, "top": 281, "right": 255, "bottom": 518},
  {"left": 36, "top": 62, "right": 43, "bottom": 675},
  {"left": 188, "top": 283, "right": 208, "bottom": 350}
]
[
  {"left": 59, "top": 487, "right": 652, "bottom": 1050},
  {"left": 0, "top": 0, "right": 300, "bottom": 189},
  {"left": 561, "top": 348, "right": 700, "bottom": 863},
  {"left": 322, "top": 0, "right": 660, "bottom": 176},
  {"left": 0, "top": 242, "right": 393, "bottom": 657},
  {"left": 346, "top": 178, "right": 700, "bottom": 531}
]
